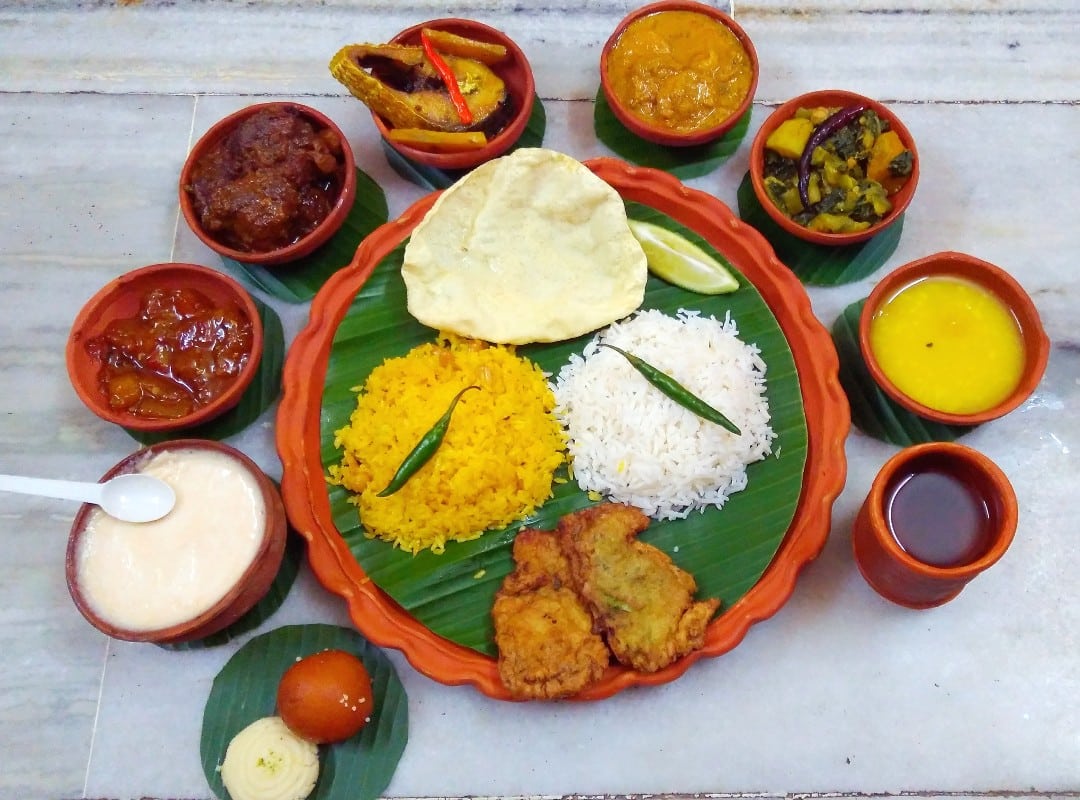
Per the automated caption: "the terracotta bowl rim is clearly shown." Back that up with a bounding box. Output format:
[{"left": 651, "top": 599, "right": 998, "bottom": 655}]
[
  {"left": 857, "top": 250, "right": 1050, "bottom": 426},
  {"left": 860, "top": 441, "right": 1018, "bottom": 578},
  {"left": 65, "top": 438, "right": 288, "bottom": 643},
  {"left": 65, "top": 262, "right": 264, "bottom": 433},
  {"left": 748, "top": 88, "right": 919, "bottom": 246},
  {"left": 178, "top": 100, "right": 357, "bottom": 266},
  {"left": 599, "top": 0, "right": 759, "bottom": 148},
  {"left": 372, "top": 17, "right": 536, "bottom": 171}
]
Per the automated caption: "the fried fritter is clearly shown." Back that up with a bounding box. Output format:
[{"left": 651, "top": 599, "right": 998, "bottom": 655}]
[
  {"left": 557, "top": 503, "right": 721, "bottom": 673},
  {"left": 492, "top": 527, "right": 610, "bottom": 700}
]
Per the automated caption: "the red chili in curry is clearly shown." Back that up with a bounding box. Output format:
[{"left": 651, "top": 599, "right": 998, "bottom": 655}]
[
  {"left": 87, "top": 288, "right": 254, "bottom": 420},
  {"left": 420, "top": 30, "right": 474, "bottom": 126}
]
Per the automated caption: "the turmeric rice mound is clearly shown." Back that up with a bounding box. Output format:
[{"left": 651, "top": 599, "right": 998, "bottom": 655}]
[{"left": 329, "top": 334, "right": 567, "bottom": 555}]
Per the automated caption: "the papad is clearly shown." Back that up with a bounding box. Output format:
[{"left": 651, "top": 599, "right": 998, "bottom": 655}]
[{"left": 402, "top": 148, "right": 647, "bottom": 344}]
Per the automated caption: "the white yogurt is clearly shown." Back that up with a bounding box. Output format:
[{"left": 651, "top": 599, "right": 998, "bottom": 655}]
[{"left": 76, "top": 447, "right": 266, "bottom": 632}]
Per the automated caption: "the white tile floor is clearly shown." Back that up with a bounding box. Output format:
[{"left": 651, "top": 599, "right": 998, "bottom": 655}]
[{"left": 0, "top": 3, "right": 1077, "bottom": 799}]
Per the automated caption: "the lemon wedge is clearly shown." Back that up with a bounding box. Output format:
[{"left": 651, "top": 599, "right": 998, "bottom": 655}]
[{"left": 627, "top": 219, "right": 739, "bottom": 295}]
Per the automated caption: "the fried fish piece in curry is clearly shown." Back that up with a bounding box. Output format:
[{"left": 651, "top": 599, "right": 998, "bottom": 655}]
[
  {"left": 492, "top": 527, "right": 609, "bottom": 700},
  {"left": 557, "top": 503, "right": 720, "bottom": 673}
]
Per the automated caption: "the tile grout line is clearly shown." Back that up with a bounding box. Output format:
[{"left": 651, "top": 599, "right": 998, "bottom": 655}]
[
  {"left": 170, "top": 94, "right": 200, "bottom": 264},
  {"left": 1, "top": 90, "right": 1077, "bottom": 105},
  {"left": 106, "top": 793, "right": 1080, "bottom": 800},
  {"left": 81, "top": 635, "right": 112, "bottom": 800}
]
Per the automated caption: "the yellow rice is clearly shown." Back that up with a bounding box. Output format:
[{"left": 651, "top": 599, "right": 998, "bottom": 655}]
[{"left": 329, "top": 334, "right": 566, "bottom": 555}]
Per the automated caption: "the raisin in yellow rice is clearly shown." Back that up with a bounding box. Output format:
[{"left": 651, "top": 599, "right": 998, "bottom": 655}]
[
  {"left": 329, "top": 335, "right": 566, "bottom": 555},
  {"left": 551, "top": 308, "right": 775, "bottom": 521}
]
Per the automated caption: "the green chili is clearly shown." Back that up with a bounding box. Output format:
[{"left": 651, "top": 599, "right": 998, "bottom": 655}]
[
  {"left": 598, "top": 343, "right": 741, "bottom": 435},
  {"left": 377, "top": 385, "right": 479, "bottom": 497}
]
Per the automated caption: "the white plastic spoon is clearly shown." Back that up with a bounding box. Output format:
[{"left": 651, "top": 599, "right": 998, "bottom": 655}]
[{"left": 0, "top": 473, "right": 176, "bottom": 523}]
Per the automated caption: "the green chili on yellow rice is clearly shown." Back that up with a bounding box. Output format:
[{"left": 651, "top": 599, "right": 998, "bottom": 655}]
[{"left": 329, "top": 334, "right": 567, "bottom": 555}]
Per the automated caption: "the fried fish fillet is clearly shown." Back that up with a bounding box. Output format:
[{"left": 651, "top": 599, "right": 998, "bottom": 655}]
[
  {"left": 557, "top": 503, "right": 721, "bottom": 673},
  {"left": 492, "top": 527, "right": 610, "bottom": 700}
]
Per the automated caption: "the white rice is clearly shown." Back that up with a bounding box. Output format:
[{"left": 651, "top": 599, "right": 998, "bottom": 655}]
[{"left": 551, "top": 308, "right": 775, "bottom": 520}]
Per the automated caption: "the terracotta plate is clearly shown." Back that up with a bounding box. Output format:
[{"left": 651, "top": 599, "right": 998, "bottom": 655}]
[{"left": 277, "top": 158, "right": 849, "bottom": 700}]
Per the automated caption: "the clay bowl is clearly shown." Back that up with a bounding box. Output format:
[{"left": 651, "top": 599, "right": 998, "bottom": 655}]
[
  {"left": 374, "top": 18, "right": 535, "bottom": 171},
  {"left": 852, "top": 441, "right": 1018, "bottom": 609},
  {"left": 66, "top": 439, "right": 288, "bottom": 644},
  {"left": 66, "top": 262, "right": 264, "bottom": 433},
  {"left": 600, "top": 0, "right": 759, "bottom": 147},
  {"left": 179, "top": 101, "right": 356, "bottom": 266},
  {"left": 749, "top": 89, "right": 919, "bottom": 246},
  {"left": 858, "top": 251, "right": 1049, "bottom": 426}
]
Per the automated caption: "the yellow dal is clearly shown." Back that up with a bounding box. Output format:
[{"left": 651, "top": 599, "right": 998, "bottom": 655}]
[
  {"left": 329, "top": 335, "right": 566, "bottom": 555},
  {"left": 606, "top": 10, "right": 752, "bottom": 134},
  {"left": 869, "top": 276, "right": 1025, "bottom": 415}
]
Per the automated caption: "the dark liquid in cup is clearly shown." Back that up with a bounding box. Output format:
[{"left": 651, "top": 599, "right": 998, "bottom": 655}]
[{"left": 885, "top": 459, "right": 995, "bottom": 568}]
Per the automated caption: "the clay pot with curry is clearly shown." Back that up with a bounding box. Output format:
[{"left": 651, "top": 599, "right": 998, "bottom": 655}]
[{"left": 601, "top": 1, "right": 759, "bottom": 147}]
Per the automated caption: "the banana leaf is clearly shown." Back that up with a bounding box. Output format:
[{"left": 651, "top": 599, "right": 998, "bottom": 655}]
[
  {"left": 201, "top": 624, "right": 408, "bottom": 800},
  {"left": 319, "top": 203, "right": 808, "bottom": 657},
  {"left": 736, "top": 172, "right": 902, "bottom": 286},
  {"left": 832, "top": 299, "right": 974, "bottom": 444},
  {"left": 593, "top": 88, "right": 750, "bottom": 180}
]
